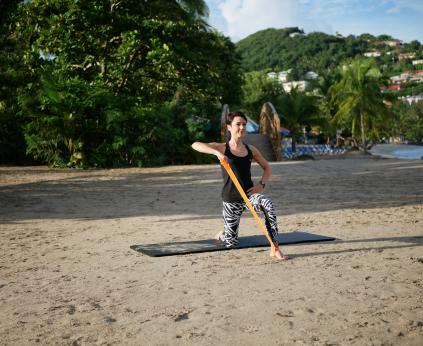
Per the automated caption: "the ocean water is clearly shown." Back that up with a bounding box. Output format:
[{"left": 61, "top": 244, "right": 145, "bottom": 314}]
[{"left": 370, "top": 144, "right": 423, "bottom": 160}]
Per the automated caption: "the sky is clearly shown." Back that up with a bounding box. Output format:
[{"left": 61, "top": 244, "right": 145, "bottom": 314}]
[{"left": 205, "top": 0, "right": 423, "bottom": 43}]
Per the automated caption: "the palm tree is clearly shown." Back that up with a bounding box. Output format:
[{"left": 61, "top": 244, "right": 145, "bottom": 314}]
[
  {"left": 177, "top": 0, "right": 209, "bottom": 20},
  {"left": 275, "top": 87, "right": 321, "bottom": 153},
  {"left": 148, "top": 1, "right": 209, "bottom": 26},
  {"left": 329, "top": 59, "right": 389, "bottom": 151},
  {"left": 162, "top": 0, "right": 209, "bottom": 26},
  {"left": 315, "top": 69, "right": 341, "bottom": 144}
]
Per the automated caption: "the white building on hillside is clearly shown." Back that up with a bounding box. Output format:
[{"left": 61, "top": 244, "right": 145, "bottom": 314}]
[
  {"left": 390, "top": 71, "right": 414, "bottom": 84},
  {"left": 385, "top": 40, "right": 403, "bottom": 47},
  {"left": 412, "top": 59, "right": 423, "bottom": 65},
  {"left": 267, "top": 70, "right": 291, "bottom": 84},
  {"left": 282, "top": 80, "right": 310, "bottom": 92},
  {"left": 305, "top": 71, "right": 319, "bottom": 80},
  {"left": 399, "top": 52, "right": 416, "bottom": 60},
  {"left": 364, "top": 51, "right": 381, "bottom": 57},
  {"left": 267, "top": 72, "right": 277, "bottom": 79},
  {"left": 399, "top": 94, "right": 423, "bottom": 105},
  {"left": 289, "top": 32, "right": 304, "bottom": 38}
]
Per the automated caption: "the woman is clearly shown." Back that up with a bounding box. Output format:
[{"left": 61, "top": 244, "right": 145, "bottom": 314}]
[{"left": 192, "top": 111, "right": 289, "bottom": 260}]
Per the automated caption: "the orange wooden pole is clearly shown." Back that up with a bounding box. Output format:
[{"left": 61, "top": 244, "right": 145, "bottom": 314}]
[{"left": 220, "top": 159, "right": 278, "bottom": 250}]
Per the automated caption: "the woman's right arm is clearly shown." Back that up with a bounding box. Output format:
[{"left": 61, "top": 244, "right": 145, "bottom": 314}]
[{"left": 191, "top": 142, "right": 226, "bottom": 161}]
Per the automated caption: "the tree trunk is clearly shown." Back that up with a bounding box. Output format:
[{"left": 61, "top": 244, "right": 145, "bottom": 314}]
[
  {"left": 360, "top": 112, "right": 366, "bottom": 152},
  {"left": 291, "top": 130, "right": 297, "bottom": 153}
]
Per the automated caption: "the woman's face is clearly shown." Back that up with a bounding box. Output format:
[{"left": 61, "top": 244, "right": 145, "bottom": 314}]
[{"left": 228, "top": 116, "right": 247, "bottom": 138}]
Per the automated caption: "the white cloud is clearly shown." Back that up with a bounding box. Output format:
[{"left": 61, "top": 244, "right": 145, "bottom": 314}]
[
  {"left": 208, "top": 0, "right": 387, "bottom": 41},
  {"left": 216, "top": 0, "right": 299, "bottom": 41},
  {"left": 207, "top": 0, "right": 229, "bottom": 34},
  {"left": 206, "top": 0, "right": 423, "bottom": 43}
]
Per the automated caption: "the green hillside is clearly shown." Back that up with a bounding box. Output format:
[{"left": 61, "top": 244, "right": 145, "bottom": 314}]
[{"left": 235, "top": 27, "right": 422, "bottom": 77}]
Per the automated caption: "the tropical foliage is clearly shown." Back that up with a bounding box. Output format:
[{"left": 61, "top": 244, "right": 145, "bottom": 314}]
[
  {"left": 236, "top": 27, "right": 422, "bottom": 78},
  {"left": 274, "top": 88, "right": 320, "bottom": 152},
  {"left": 0, "top": 0, "right": 31, "bottom": 163},
  {"left": 2, "top": 0, "right": 242, "bottom": 167},
  {"left": 329, "top": 59, "right": 390, "bottom": 150},
  {"left": 240, "top": 71, "right": 284, "bottom": 120},
  {"left": 391, "top": 101, "right": 423, "bottom": 143},
  {"left": 2, "top": 11, "right": 422, "bottom": 166},
  {"left": 236, "top": 28, "right": 370, "bottom": 74}
]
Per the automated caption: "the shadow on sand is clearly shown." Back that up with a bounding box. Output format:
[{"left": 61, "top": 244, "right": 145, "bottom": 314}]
[
  {"left": 1, "top": 158, "right": 422, "bottom": 223},
  {"left": 256, "top": 235, "right": 423, "bottom": 258}
]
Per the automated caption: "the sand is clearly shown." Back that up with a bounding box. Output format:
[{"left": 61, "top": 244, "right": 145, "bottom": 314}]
[{"left": 0, "top": 156, "right": 422, "bottom": 345}]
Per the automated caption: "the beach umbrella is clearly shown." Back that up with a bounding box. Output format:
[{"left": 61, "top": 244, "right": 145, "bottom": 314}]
[
  {"left": 280, "top": 127, "right": 290, "bottom": 136},
  {"left": 247, "top": 116, "right": 290, "bottom": 136},
  {"left": 246, "top": 116, "right": 259, "bottom": 133}
]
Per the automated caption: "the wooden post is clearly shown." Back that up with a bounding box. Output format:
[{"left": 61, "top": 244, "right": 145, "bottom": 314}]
[
  {"left": 221, "top": 104, "right": 230, "bottom": 142},
  {"left": 259, "top": 102, "right": 282, "bottom": 161}
]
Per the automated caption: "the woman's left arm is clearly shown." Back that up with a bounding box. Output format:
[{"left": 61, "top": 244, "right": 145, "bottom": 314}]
[{"left": 246, "top": 145, "right": 272, "bottom": 195}]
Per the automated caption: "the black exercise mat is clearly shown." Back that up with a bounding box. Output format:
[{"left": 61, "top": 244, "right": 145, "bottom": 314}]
[{"left": 130, "top": 231, "right": 335, "bottom": 257}]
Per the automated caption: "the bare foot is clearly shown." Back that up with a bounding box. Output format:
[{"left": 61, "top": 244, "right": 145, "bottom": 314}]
[
  {"left": 214, "top": 230, "right": 224, "bottom": 241},
  {"left": 270, "top": 248, "right": 290, "bottom": 260}
]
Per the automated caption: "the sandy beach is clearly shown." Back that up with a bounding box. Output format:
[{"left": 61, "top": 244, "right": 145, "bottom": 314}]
[{"left": 0, "top": 155, "right": 422, "bottom": 345}]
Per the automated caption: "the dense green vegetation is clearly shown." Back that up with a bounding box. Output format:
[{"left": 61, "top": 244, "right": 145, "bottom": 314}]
[
  {"left": 237, "top": 28, "right": 423, "bottom": 149},
  {"left": 0, "top": 0, "right": 30, "bottom": 163},
  {"left": 391, "top": 101, "right": 423, "bottom": 142},
  {"left": 236, "top": 27, "right": 422, "bottom": 78},
  {"left": 1, "top": 0, "right": 242, "bottom": 167},
  {"left": 237, "top": 28, "right": 368, "bottom": 75},
  {"left": 329, "top": 59, "right": 390, "bottom": 148},
  {"left": 275, "top": 88, "right": 321, "bottom": 152},
  {"left": 1, "top": 7, "right": 422, "bottom": 166},
  {"left": 241, "top": 71, "right": 284, "bottom": 117}
]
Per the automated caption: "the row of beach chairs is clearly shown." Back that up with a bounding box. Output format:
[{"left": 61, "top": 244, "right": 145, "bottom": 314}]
[{"left": 282, "top": 145, "right": 347, "bottom": 159}]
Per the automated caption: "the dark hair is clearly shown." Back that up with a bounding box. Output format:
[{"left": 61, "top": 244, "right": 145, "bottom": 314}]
[{"left": 226, "top": 111, "right": 247, "bottom": 125}]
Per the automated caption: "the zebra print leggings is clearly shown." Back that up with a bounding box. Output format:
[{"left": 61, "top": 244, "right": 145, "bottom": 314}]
[{"left": 221, "top": 193, "right": 279, "bottom": 248}]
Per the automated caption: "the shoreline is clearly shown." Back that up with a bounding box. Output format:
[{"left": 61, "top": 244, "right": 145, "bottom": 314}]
[{"left": 370, "top": 143, "right": 423, "bottom": 160}]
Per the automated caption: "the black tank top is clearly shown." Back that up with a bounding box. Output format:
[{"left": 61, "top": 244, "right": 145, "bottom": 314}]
[{"left": 221, "top": 142, "right": 254, "bottom": 202}]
